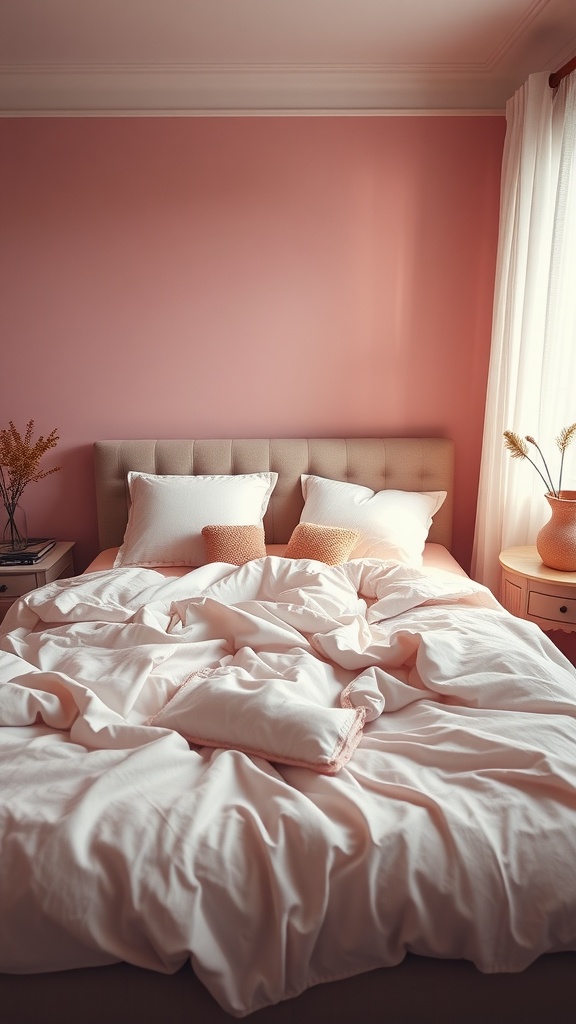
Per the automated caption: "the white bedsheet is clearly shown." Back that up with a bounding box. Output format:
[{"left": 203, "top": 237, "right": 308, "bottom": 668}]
[{"left": 1, "top": 555, "right": 576, "bottom": 1017}]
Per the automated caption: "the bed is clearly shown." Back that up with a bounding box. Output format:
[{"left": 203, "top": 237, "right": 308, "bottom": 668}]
[{"left": 1, "top": 436, "right": 576, "bottom": 1024}]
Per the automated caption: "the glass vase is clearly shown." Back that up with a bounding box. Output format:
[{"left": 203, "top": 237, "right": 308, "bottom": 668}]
[{"left": 1, "top": 504, "right": 28, "bottom": 552}]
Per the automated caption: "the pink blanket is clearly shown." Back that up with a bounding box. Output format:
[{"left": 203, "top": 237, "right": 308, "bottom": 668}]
[{"left": 1, "top": 555, "right": 576, "bottom": 1016}]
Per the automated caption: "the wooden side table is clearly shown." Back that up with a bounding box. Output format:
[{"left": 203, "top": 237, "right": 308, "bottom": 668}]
[
  {"left": 499, "top": 545, "right": 576, "bottom": 634},
  {"left": 0, "top": 541, "right": 75, "bottom": 623}
]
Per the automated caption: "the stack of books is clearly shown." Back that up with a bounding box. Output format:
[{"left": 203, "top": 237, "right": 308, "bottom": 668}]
[{"left": 0, "top": 538, "right": 56, "bottom": 566}]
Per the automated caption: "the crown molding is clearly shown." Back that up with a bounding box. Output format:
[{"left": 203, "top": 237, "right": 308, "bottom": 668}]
[{"left": 0, "top": 63, "right": 514, "bottom": 115}]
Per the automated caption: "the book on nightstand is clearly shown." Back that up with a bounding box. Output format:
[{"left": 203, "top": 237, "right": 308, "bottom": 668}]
[{"left": 0, "top": 538, "right": 56, "bottom": 565}]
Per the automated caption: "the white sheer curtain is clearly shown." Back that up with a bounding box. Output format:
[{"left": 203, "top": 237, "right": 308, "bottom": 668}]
[{"left": 472, "top": 71, "right": 576, "bottom": 595}]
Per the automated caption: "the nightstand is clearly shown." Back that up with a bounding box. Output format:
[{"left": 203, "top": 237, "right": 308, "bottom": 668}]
[
  {"left": 0, "top": 541, "right": 75, "bottom": 623},
  {"left": 499, "top": 545, "right": 576, "bottom": 634}
]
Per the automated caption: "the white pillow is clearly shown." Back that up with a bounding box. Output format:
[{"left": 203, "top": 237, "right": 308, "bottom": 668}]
[
  {"left": 114, "top": 471, "right": 277, "bottom": 567},
  {"left": 299, "top": 475, "right": 446, "bottom": 566}
]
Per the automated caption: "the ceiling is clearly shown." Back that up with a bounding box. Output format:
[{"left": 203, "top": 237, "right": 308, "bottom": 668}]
[{"left": 1, "top": 0, "right": 576, "bottom": 116}]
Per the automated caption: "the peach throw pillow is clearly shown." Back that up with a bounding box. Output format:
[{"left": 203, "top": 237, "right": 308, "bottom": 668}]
[
  {"left": 284, "top": 522, "right": 359, "bottom": 565},
  {"left": 202, "top": 524, "right": 267, "bottom": 565}
]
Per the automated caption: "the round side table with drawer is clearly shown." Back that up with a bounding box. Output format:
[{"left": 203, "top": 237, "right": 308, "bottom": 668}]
[
  {"left": 0, "top": 541, "right": 75, "bottom": 624},
  {"left": 499, "top": 545, "right": 576, "bottom": 634}
]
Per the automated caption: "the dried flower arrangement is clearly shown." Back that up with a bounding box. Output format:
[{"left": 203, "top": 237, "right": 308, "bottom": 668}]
[
  {"left": 0, "top": 420, "right": 61, "bottom": 549},
  {"left": 503, "top": 423, "right": 576, "bottom": 498}
]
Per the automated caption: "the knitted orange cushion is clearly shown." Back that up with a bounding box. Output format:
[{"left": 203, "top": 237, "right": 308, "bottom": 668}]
[
  {"left": 284, "top": 522, "right": 359, "bottom": 565},
  {"left": 202, "top": 524, "right": 267, "bottom": 565}
]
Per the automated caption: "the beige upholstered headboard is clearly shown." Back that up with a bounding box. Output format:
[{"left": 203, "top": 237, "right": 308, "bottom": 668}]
[{"left": 93, "top": 438, "right": 454, "bottom": 552}]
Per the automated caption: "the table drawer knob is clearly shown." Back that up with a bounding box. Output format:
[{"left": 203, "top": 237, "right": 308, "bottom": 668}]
[
  {"left": 560, "top": 605, "right": 568, "bottom": 613},
  {"left": 0, "top": 584, "right": 7, "bottom": 593}
]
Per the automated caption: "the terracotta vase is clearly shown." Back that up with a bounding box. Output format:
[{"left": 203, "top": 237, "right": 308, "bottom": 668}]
[{"left": 536, "top": 490, "right": 576, "bottom": 571}]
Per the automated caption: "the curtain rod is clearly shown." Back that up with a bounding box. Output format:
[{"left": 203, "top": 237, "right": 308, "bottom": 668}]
[{"left": 549, "top": 54, "right": 576, "bottom": 89}]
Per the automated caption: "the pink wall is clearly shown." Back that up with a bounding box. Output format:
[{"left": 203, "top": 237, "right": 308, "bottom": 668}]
[{"left": 0, "top": 115, "right": 505, "bottom": 573}]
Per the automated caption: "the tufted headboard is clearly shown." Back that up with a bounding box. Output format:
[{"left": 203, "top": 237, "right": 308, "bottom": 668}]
[{"left": 93, "top": 437, "right": 454, "bottom": 552}]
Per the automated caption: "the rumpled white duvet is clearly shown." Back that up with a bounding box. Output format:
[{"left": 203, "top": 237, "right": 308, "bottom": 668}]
[{"left": 2, "top": 555, "right": 576, "bottom": 1017}]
